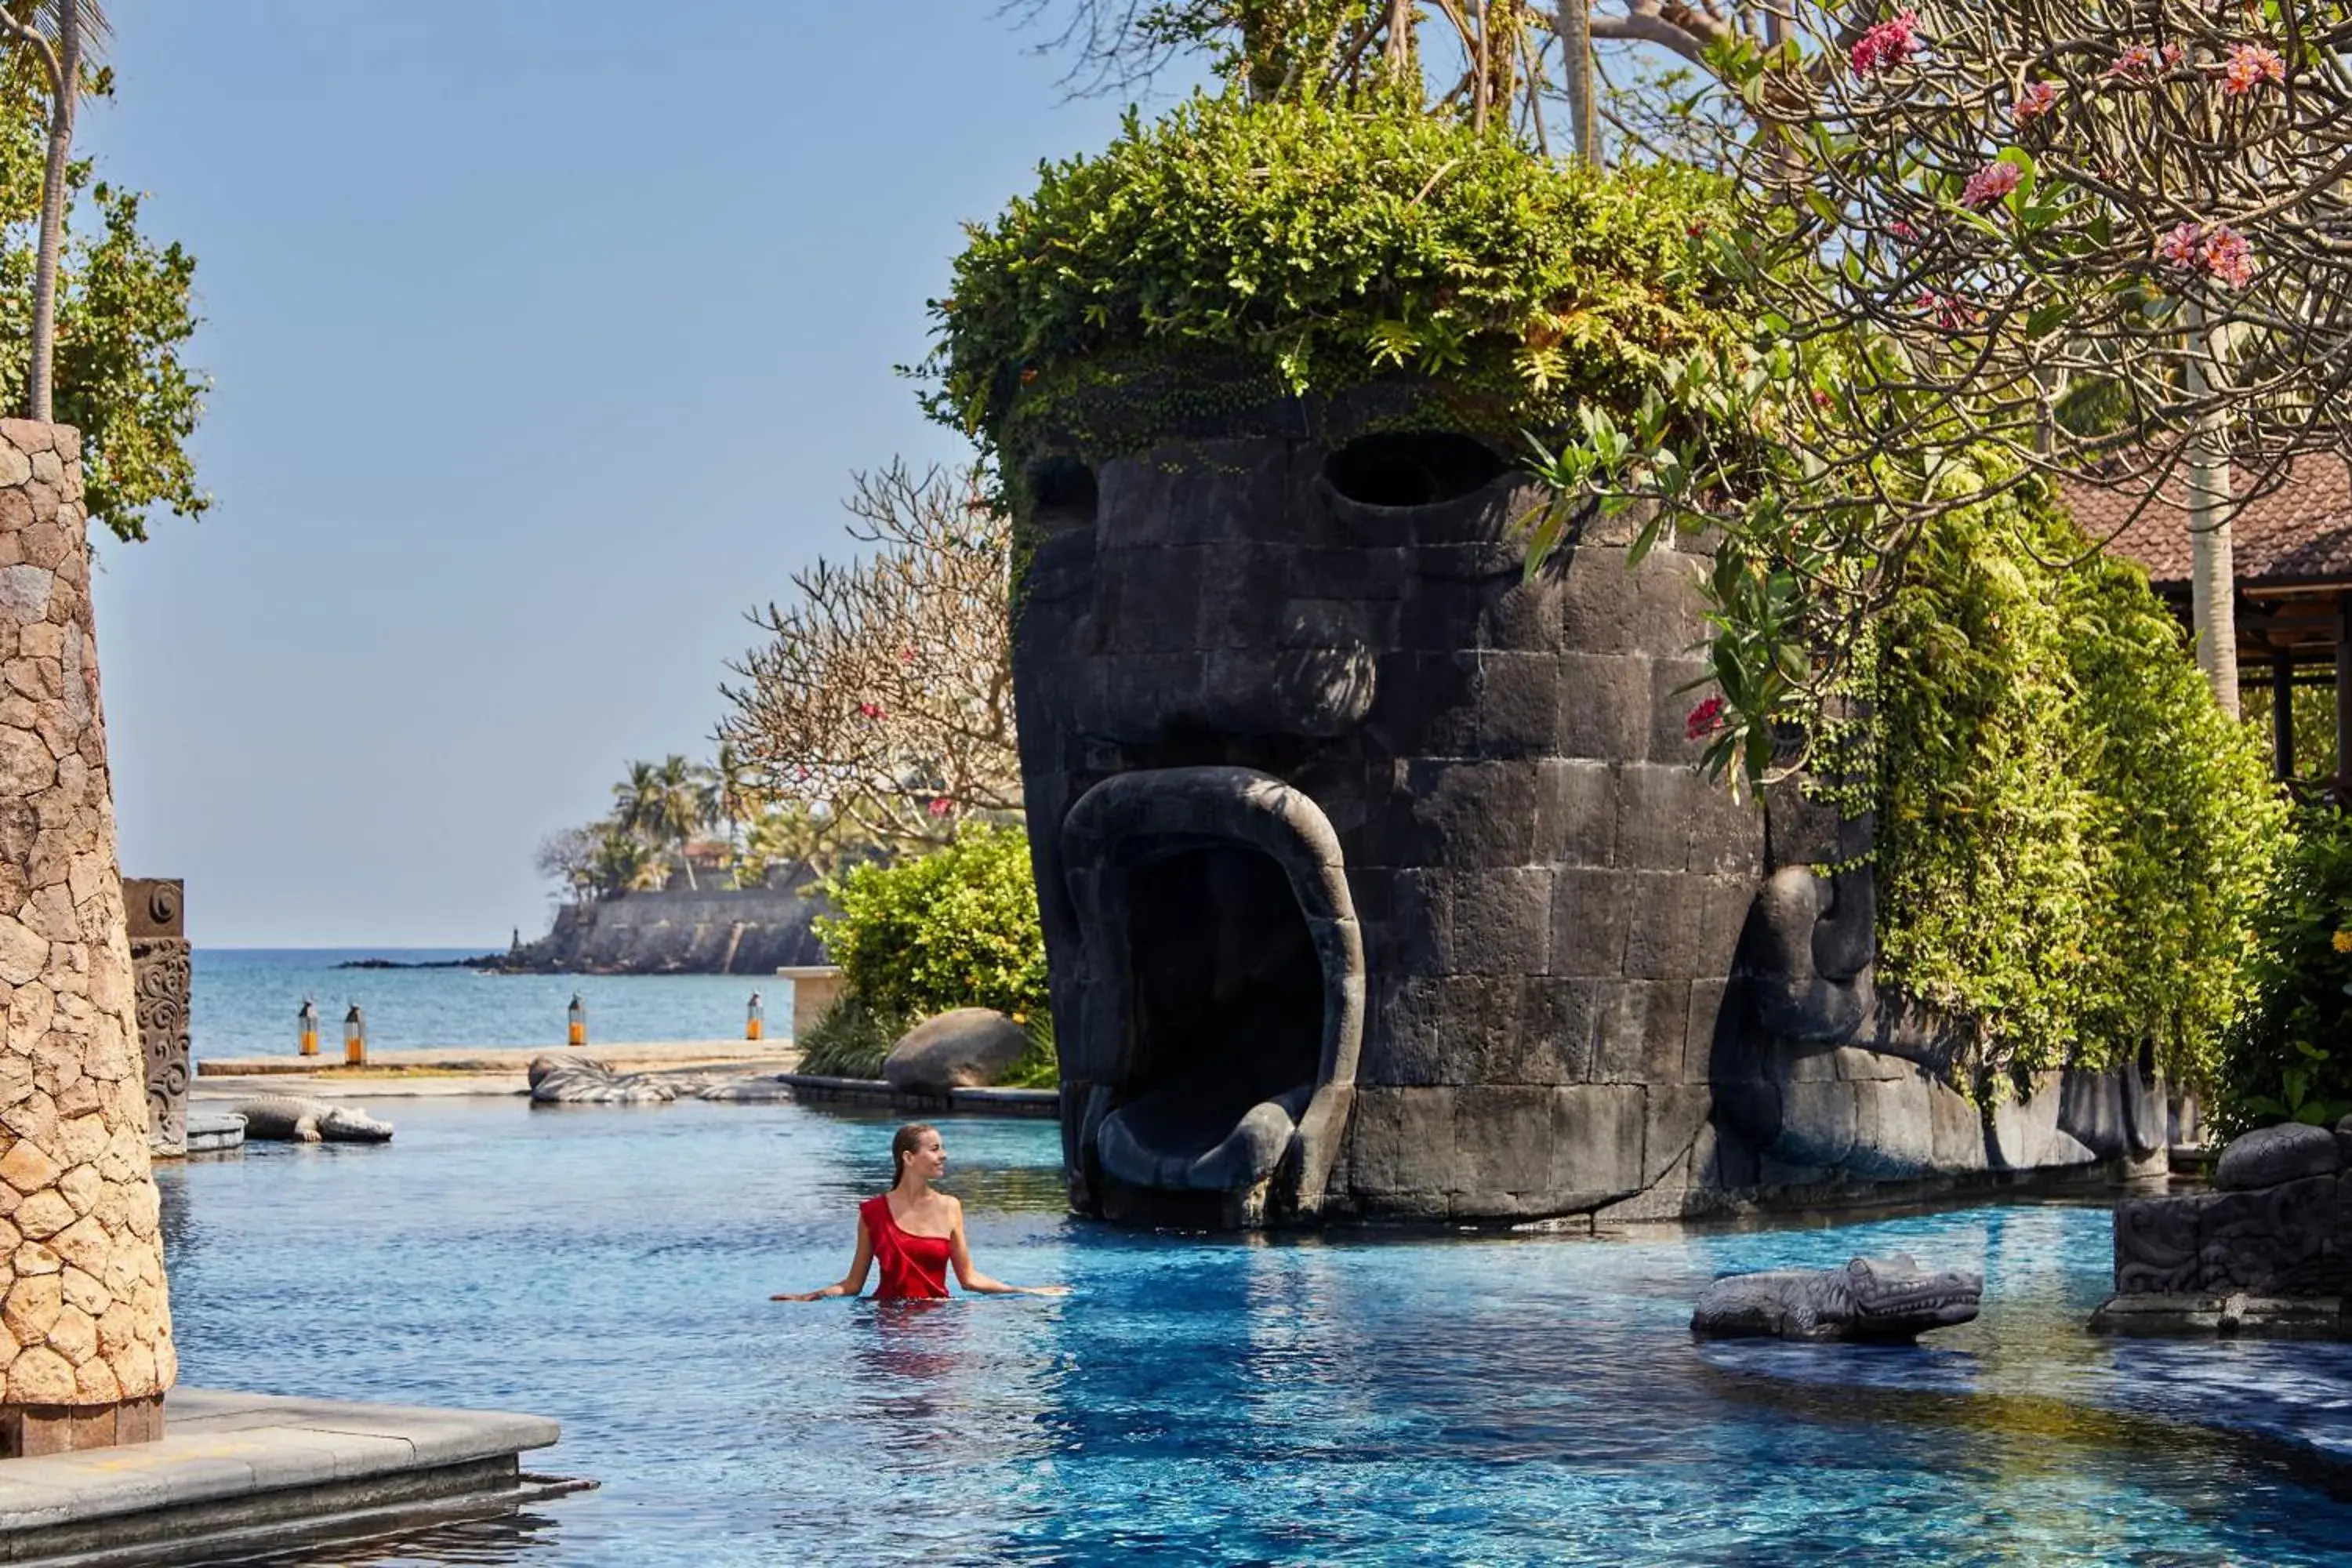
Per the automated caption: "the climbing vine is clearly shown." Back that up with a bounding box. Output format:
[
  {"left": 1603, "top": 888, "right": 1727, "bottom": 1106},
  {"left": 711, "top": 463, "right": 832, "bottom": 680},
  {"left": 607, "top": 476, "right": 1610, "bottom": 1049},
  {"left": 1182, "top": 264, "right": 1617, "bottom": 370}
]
[{"left": 1828, "top": 474, "right": 2282, "bottom": 1090}]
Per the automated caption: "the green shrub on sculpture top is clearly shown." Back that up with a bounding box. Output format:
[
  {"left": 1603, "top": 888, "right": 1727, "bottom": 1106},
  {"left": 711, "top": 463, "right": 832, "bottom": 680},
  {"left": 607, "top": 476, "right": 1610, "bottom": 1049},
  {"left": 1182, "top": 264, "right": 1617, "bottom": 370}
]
[
  {"left": 2216, "top": 811, "right": 2352, "bottom": 1137},
  {"left": 1856, "top": 473, "right": 2284, "bottom": 1092},
  {"left": 924, "top": 92, "right": 1736, "bottom": 477},
  {"left": 814, "top": 823, "right": 1049, "bottom": 1029}
]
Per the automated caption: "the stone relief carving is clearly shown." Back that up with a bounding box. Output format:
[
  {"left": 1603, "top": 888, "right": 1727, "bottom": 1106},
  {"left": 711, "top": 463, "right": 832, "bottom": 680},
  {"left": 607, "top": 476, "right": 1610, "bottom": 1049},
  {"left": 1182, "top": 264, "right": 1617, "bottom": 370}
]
[{"left": 125, "top": 879, "right": 190, "bottom": 1159}]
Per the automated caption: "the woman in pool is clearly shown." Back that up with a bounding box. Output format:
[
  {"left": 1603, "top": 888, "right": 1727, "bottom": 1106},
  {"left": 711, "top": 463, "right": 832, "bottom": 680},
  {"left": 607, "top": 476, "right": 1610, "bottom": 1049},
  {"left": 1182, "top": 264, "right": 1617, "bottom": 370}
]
[{"left": 771, "top": 1122, "right": 1067, "bottom": 1301}]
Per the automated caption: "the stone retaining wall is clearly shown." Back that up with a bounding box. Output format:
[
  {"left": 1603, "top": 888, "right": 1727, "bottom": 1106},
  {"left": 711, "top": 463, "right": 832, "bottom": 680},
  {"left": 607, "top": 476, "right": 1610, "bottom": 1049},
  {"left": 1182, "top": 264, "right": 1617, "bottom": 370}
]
[
  {"left": 511, "top": 885, "right": 829, "bottom": 975},
  {"left": 0, "top": 419, "right": 174, "bottom": 1452}
]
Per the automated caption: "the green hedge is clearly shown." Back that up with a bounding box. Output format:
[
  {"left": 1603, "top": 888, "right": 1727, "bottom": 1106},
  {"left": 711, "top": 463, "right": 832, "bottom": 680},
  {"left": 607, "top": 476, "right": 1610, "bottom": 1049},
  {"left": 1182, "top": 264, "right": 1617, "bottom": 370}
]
[
  {"left": 814, "top": 824, "right": 1050, "bottom": 1029},
  {"left": 925, "top": 92, "right": 1735, "bottom": 478},
  {"left": 2217, "top": 811, "right": 2352, "bottom": 1134},
  {"left": 1861, "top": 477, "right": 2284, "bottom": 1091}
]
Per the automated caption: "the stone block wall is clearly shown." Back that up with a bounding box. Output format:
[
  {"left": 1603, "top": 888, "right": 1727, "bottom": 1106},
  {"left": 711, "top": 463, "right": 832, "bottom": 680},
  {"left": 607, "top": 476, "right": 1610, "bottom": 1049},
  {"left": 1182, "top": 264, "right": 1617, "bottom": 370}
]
[
  {"left": 1332, "top": 514, "right": 1765, "bottom": 1219},
  {"left": 1011, "top": 381, "right": 2176, "bottom": 1230},
  {"left": 0, "top": 419, "right": 175, "bottom": 1452}
]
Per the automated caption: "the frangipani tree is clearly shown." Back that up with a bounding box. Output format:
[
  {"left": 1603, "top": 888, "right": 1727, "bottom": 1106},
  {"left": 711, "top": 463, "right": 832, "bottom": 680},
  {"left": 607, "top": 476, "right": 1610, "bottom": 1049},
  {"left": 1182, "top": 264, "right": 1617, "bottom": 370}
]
[
  {"left": 1531, "top": 0, "right": 2352, "bottom": 785},
  {"left": 718, "top": 462, "right": 1022, "bottom": 853}
]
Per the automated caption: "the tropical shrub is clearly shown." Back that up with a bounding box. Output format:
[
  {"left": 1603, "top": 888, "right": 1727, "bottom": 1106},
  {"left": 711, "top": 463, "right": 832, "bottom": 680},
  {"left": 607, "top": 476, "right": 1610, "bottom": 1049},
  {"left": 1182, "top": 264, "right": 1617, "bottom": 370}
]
[
  {"left": 999, "top": 1014, "right": 1059, "bottom": 1091},
  {"left": 1856, "top": 475, "right": 2284, "bottom": 1090},
  {"left": 793, "top": 994, "right": 900, "bottom": 1080},
  {"left": 2216, "top": 811, "right": 2352, "bottom": 1136},
  {"left": 925, "top": 91, "right": 1736, "bottom": 487},
  {"left": 815, "top": 824, "right": 1049, "bottom": 1029}
]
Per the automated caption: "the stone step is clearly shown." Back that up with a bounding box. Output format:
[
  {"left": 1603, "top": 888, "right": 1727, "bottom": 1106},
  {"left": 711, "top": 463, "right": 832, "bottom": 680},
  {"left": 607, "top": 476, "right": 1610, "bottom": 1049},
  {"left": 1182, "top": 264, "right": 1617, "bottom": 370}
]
[{"left": 0, "top": 1387, "right": 579, "bottom": 1566}]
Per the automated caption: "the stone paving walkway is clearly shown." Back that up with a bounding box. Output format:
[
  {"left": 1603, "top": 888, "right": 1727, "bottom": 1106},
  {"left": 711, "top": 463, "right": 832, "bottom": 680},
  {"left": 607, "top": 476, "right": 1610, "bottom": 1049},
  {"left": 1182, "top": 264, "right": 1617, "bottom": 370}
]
[
  {"left": 191, "top": 1040, "right": 803, "bottom": 1098},
  {"left": 0, "top": 1387, "right": 575, "bottom": 1565}
]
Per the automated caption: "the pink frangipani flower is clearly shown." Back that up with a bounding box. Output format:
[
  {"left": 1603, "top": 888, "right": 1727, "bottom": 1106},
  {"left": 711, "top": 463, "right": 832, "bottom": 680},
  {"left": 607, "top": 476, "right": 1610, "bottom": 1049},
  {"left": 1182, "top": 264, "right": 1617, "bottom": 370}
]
[
  {"left": 1849, "top": 10, "right": 1919, "bottom": 75},
  {"left": 1915, "top": 289, "right": 1976, "bottom": 329},
  {"left": 2156, "top": 220, "right": 2258, "bottom": 289},
  {"left": 2012, "top": 81, "right": 2058, "bottom": 124},
  {"left": 1686, "top": 696, "right": 1727, "bottom": 742},
  {"left": 2223, "top": 42, "right": 2285, "bottom": 96},
  {"left": 2201, "top": 224, "right": 2257, "bottom": 288},
  {"left": 2106, "top": 42, "right": 2177, "bottom": 82},
  {"left": 1961, "top": 162, "right": 2023, "bottom": 209}
]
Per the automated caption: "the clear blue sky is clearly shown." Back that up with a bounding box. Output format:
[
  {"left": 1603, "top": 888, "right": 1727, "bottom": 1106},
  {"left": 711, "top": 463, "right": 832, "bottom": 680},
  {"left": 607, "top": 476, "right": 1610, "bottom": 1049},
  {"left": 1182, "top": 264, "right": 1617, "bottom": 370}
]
[{"left": 82, "top": 4, "right": 1185, "bottom": 947}]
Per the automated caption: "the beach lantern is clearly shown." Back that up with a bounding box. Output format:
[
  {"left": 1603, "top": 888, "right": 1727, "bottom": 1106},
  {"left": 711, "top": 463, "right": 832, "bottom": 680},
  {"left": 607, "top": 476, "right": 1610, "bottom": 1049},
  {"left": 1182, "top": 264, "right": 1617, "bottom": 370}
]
[
  {"left": 568, "top": 993, "right": 587, "bottom": 1047},
  {"left": 746, "top": 991, "right": 764, "bottom": 1042},
  {"left": 343, "top": 1004, "right": 366, "bottom": 1066},
  {"left": 297, "top": 997, "right": 319, "bottom": 1057}
]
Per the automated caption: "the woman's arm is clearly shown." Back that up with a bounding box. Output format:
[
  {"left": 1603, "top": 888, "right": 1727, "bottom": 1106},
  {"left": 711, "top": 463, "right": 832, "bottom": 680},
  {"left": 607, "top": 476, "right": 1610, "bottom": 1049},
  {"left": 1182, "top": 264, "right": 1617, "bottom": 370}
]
[
  {"left": 771, "top": 1217, "right": 874, "bottom": 1301},
  {"left": 947, "top": 1200, "right": 1067, "bottom": 1296}
]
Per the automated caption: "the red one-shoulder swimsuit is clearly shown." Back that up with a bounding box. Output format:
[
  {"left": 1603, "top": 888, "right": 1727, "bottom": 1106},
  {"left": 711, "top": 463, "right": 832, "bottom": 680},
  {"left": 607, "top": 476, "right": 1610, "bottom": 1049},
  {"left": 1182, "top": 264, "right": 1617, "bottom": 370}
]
[{"left": 861, "top": 1194, "right": 951, "bottom": 1300}]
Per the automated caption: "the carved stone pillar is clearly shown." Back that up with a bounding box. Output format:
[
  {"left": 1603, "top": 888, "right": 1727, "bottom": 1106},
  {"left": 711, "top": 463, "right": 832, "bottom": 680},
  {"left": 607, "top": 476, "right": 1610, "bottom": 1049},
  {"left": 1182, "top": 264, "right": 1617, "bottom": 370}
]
[
  {"left": 124, "top": 879, "right": 189, "bottom": 1158},
  {"left": 0, "top": 419, "right": 174, "bottom": 1454}
]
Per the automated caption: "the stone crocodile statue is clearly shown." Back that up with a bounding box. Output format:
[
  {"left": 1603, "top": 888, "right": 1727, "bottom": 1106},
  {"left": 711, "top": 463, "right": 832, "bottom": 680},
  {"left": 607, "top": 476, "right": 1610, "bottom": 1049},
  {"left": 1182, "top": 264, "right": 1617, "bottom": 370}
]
[
  {"left": 230, "top": 1096, "right": 394, "bottom": 1144},
  {"left": 1691, "top": 1253, "right": 1982, "bottom": 1341}
]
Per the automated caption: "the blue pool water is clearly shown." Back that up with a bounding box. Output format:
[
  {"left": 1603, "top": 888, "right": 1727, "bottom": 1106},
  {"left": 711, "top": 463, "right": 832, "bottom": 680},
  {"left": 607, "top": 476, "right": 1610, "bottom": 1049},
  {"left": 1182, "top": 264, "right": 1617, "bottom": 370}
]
[
  {"left": 191, "top": 949, "right": 782, "bottom": 1060},
  {"left": 158, "top": 1100, "right": 2352, "bottom": 1566}
]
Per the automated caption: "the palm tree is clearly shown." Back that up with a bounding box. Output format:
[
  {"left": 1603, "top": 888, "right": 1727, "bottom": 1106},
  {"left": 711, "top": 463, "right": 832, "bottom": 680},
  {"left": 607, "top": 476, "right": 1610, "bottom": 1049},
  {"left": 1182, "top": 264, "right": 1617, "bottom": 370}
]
[
  {"left": 612, "top": 760, "right": 661, "bottom": 838},
  {"left": 646, "top": 754, "right": 709, "bottom": 889},
  {"left": 610, "top": 757, "right": 708, "bottom": 888},
  {"left": 696, "top": 742, "right": 762, "bottom": 878},
  {"left": 590, "top": 821, "right": 661, "bottom": 898},
  {"left": 742, "top": 800, "right": 843, "bottom": 888},
  {"left": 0, "top": 2, "right": 107, "bottom": 422}
]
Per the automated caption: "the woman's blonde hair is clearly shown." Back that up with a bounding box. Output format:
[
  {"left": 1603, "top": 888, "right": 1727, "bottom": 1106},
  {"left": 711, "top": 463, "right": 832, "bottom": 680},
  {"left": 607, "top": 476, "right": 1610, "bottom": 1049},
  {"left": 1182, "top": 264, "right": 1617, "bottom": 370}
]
[{"left": 890, "top": 1122, "right": 938, "bottom": 1185}]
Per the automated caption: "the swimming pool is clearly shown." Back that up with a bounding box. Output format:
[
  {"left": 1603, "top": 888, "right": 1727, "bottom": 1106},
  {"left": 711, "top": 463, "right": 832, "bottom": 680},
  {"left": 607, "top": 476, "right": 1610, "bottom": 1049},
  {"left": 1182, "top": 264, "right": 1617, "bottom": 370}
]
[{"left": 158, "top": 1099, "right": 2352, "bottom": 1565}]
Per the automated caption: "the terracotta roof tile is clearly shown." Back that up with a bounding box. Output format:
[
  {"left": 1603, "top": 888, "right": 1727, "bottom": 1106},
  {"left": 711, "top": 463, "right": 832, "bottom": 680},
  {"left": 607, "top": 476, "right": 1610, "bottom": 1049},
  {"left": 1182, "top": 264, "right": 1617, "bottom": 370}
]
[{"left": 2061, "top": 456, "right": 2352, "bottom": 590}]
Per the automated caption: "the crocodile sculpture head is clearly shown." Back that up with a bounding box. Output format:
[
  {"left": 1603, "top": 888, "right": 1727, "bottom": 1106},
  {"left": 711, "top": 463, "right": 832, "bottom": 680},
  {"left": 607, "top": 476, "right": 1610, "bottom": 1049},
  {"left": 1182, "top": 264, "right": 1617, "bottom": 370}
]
[{"left": 1691, "top": 1252, "right": 1984, "bottom": 1341}]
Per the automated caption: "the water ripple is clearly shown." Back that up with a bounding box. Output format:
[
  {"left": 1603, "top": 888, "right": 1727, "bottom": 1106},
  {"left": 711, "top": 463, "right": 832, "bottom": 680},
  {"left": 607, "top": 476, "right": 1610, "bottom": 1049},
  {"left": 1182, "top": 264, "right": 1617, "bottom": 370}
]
[{"left": 158, "top": 1100, "right": 2352, "bottom": 1565}]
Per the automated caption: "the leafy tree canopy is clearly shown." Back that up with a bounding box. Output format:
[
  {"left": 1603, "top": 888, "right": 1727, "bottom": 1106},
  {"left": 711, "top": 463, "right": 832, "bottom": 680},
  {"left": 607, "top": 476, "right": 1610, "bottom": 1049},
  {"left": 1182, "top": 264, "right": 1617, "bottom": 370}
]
[{"left": 0, "top": 39, "right": 204, "bottom": 543}]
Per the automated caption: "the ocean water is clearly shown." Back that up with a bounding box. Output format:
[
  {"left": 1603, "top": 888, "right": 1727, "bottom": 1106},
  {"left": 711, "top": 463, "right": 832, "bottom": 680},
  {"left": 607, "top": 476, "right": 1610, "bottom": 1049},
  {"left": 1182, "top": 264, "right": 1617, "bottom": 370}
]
[
  {"left": 158, "top": 1099, "right": 2352, "bottom": 1566},
  {"left": 191, "top": 949, "right": 785, "bottom": 1061}
]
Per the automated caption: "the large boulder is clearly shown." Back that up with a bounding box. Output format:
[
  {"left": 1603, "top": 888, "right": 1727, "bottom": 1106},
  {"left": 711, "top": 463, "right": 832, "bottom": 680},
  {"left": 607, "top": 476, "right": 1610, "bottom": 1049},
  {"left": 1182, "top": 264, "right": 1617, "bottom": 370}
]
[
  {"left": 2215, "top": 1121, "right": 2341, "bottom": 1190},
  {"left": 882, "top": 1008, "right": 1030, "bottom": 1093}
]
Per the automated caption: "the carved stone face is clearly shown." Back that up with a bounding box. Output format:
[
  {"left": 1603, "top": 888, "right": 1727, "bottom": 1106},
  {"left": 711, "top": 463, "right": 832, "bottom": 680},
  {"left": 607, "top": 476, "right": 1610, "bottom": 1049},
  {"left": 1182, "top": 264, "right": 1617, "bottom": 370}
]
[{"left": 1011, "top": 386, "right": 1766, "bottom": 1226}]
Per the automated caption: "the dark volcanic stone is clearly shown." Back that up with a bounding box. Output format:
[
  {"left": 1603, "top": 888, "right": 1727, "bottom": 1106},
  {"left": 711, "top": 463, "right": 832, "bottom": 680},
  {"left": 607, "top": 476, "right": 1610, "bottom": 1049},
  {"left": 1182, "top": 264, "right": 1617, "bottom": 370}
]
[
  {"left": 1008, "top": 376, "right": 2114, "bottom": 1228},
  {"left": 2216, "top": 1121, "right": 2343, "bottom": 1190}
]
